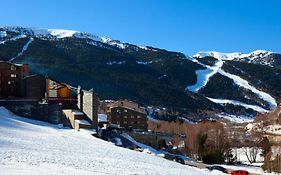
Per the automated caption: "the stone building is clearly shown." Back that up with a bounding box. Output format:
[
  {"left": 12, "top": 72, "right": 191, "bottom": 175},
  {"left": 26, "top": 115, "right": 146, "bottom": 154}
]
[{"left": 77, "top": 87, "right": 99, "bottom": 129}]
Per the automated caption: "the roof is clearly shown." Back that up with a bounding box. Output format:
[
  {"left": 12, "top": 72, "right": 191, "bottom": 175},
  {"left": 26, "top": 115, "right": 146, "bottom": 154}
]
[
  {"left": 0, "top": 60, "right": 27, "bottom": 67},
  {"left": 46, "top": 76, "right": 78, "bottom": 91},
  {"left": 109, "top": 105, "right": 146, "bottom": 114},
  {"left": 23, "top": 74, "right": 45, "bottom": 79}
]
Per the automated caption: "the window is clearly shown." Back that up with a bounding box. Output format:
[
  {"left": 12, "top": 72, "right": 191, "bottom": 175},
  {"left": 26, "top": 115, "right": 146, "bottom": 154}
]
[
  {"left": 10, "top": 66, "right": 16, "bottom": 71},
  {"left": 123, "top": 121, "right": 127, "bottom": 124},
  {"left": 11, "top": 74, "right": 17, "bottom": 78},
  {"left": 124, "top": 109, "right": 128, "bottom": 113},
  {"left": 124, "top": 116, "right": 127, "bottom": 119},
  {"left": 137, "top": 115, "right": 141, "bottom": 119},
  {"left": 131, "top": 116, "right": 134, "bottom": 119}
]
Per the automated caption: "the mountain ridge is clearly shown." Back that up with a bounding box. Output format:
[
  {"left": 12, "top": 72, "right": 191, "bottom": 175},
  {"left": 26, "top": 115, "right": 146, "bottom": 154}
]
[{"left": 1, "top": 26, "right": 281, "bottom": 121}]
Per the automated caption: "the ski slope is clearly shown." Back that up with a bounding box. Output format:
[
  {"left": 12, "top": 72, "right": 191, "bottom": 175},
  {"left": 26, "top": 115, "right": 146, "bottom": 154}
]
[
  {"left": 9, "top": 37, "right": 33, "bottom": 62},
  {"left": 0, "top": 107, "right": 212, "bottom": 175},
  {"left": 208, "top": 97, "right": 268, "bottom": 114},
  {"left": 186, "top": 58, "right": 223, "bottom": 92},
  {"left": 187, "top": 52, "right": 277, "bottom": 113}
]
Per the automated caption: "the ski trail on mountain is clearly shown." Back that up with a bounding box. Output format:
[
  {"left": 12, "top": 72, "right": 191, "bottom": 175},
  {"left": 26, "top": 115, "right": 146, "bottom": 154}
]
[
  {"left": 207, "top": 97, "right": 268, "bottom": 113},
  {"left": 0, "top": 34, "right": 27, "bottom": 45},
  {"left": 186, "top": 57, "right": 223, "bottom": 92},
  {"left": 10, "top": 37, "right": 33, "bottom": 62},
  {"left": 218, "top": 69, "right": 277, "bottom": 109},
  {"left": 186, "top": 56, "right": 277, "bottom": 112}
]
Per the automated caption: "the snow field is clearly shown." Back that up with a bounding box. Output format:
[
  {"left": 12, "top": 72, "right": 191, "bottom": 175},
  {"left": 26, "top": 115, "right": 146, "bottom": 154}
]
[{"left": 0, "top": 107, "right": 209, "bottom": 175}]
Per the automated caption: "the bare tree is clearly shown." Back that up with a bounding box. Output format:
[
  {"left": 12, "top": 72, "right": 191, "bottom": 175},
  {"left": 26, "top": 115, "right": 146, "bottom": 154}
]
[{"left": 243, "top": 146, "right": 259, "bottom": 164}]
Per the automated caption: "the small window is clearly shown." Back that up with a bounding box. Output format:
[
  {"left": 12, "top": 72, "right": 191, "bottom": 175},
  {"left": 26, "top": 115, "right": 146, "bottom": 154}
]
[
  {"left": 124, "top": 116, "right": 127, "bottom": 118},
  {"left": 124, "top": 109, "right": 127, "bottom": 113},
  {"left": 11, "top": 74, "right": 17, "bottom": 78},
  {"left": 137, "top": 116, "right": 141, "bottom": 119},
  {"left": 10, "top": 66, "right": 16, "bottom": 71},
  {"left": 131, "top": 116, "right": 134, "bottom": 119},
  {"left": 123, "top": 121, "right": 127, "bottom": 124}
]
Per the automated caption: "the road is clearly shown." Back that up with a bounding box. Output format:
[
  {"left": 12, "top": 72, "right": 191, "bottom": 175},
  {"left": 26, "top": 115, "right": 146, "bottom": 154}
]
[{"left": 184, "top": 160, "right": 263, "bottom": 175}]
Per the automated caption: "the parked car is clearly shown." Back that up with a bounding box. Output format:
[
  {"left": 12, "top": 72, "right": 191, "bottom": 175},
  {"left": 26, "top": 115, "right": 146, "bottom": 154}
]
[
  {"left": 230, "top": 170, "right": 249, "bottom": 175},
  {"left": 206, "top": 165, "right": 228, "bottom": 174},
  {"left": 164, "top": 153, "right": 185, "bottom": 164},
  {"left": 110, "top": 137, "right": 122, "bottom": 146}
]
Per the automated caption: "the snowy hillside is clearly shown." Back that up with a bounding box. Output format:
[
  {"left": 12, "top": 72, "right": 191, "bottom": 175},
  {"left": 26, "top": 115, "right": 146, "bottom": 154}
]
[
  {"left": 188, "top": 51, "right": 277, "bottom": 115},
  {"left": 0, "top": 26, "right": 148, "bottom": 51},
  {"left": 0, "top": 107, "right": 212, "bottom": 175},
  {"left": 1, "top": 26, "right": 281, "bottom": 121},
  {"left": 194, "top": 50, "right": 280, "bottom": 67}
]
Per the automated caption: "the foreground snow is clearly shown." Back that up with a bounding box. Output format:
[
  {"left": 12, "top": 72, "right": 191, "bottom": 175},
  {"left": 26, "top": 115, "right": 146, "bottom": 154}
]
[{"left": 0, "top": 107, "right": 210, "bottom": 175}]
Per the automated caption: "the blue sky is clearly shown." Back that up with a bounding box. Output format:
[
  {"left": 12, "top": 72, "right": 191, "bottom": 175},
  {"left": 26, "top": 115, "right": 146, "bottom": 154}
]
[{"left": 1, "top": 0, "right": 280, "bottom": 55}]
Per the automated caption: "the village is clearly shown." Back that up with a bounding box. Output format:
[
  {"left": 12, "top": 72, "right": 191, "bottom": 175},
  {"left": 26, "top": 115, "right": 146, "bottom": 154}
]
[{"left": 1, "top": 60, "right": 281, "bottom": 174}]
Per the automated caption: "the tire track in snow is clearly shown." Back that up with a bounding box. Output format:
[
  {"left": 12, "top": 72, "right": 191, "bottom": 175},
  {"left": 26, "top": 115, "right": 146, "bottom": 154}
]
[{"left": 10, "top": 37, "right": 33, "bottom": 62}]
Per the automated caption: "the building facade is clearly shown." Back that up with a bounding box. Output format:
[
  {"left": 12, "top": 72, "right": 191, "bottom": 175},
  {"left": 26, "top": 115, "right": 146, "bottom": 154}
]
[
  {"left": 0, "top": 61, "right": 29, "bottom": 98},
  {"left": 107, "top": 100, "right": 148, "bottom": 131},
  {"left": 77, "top": 87, "right": 99, "bottom": 129},
  {"left": 46, "top": 77, "right": 77, "bottom": 109},
  {"left": 23, "top": 74, "right": 46, "bottom": 99}
]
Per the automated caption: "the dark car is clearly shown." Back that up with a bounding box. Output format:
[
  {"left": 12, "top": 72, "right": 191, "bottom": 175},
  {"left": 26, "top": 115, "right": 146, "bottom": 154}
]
[
  {"left": 174, "top": 155, "right": 185, "bottom": 164},
  {"left": 164, "top": 153, "right": 185, "bottom": 164},
  {"left": 230, "top": 170, "right": 249, "bottom": 175},
  {"left": 207, "top": 165, "right": 229, "bottom": 174}
]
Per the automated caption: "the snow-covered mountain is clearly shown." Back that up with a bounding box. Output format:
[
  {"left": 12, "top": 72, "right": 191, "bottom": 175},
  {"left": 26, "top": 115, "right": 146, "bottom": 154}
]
[
  {"left": 0, "top": 26, "right": 149, "bottom": 51},
  {"left": 0, "top": 107, "right": 211, "bottom": 175},
  {"left": 1, "top": 26, "right": 281, "bottom": 122},
  {"left": 194, "top": 50, "right": 281, "bottom": 67}
]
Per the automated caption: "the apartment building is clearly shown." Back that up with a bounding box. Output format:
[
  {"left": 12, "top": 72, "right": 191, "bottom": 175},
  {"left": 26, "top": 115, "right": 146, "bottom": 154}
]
[{"left": 0, "top": 61, "right": 29, "bottom": 98}]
